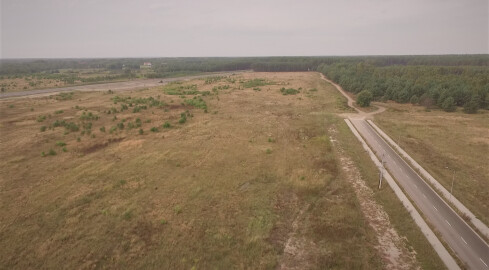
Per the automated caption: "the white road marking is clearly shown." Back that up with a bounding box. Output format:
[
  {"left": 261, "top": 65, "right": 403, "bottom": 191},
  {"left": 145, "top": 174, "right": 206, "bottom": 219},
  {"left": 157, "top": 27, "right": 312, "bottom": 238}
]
[
  {"left": 433, "top": 205, "right": 438, "bottom": 211},
  {"left": 445, "top": 220, "right": 452, "bottom": 227},
  {"left": 480, "top": 258, "right": 488, "bottom": 268},
  {"left": 461, "top": 236, "right": 467, "bottom": 245},
  {"left": 414, "top": 184, "right": 418, "bottom": 189},
  {"left": 422, "top": 193, "right": 427, "bottom": 199}
]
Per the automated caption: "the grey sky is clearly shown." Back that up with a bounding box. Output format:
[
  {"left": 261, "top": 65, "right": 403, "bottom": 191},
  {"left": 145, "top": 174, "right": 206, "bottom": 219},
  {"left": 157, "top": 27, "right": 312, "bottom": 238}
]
[{"left": 1, "top": 0, "right": 488, "bottom": 58}]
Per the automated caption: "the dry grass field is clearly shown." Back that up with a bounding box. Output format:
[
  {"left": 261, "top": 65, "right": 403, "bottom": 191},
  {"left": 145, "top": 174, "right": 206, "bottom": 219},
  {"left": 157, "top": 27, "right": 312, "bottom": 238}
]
[
  {"left": 0, "top": 72, "right": 384, "bottom": 269},
  {"left": 374, "top": 103, "right": 489, "bottom": 226}
]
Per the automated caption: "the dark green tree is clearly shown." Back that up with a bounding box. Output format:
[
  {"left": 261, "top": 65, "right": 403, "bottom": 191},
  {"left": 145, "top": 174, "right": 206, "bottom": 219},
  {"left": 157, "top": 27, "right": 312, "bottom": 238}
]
[
  {"left": 463, "top": 94, "right": 480, "bottom": 114},
  {"left": 441, "top": 97, "right": 456, "bottom": 112},
  {"left": 356, "top": 90, "right": 373, "bottom": 107}
]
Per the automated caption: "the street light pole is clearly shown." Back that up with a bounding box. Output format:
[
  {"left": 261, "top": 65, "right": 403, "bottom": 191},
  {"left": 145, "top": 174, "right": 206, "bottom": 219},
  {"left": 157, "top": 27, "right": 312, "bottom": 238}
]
[
  {"left": 450, "top": 170, "right": 455, "bottom": 198},
  {"left": 446, "top": 166, "right": 455, "bottom": 199},
  {"left": 379, "top": 153, "right": 385, "bottom": 189}
]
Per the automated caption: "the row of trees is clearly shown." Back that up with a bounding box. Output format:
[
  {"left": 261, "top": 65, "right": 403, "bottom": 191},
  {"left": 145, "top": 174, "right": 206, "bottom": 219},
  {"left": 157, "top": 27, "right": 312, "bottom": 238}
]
[{"left": 318, "top": 62, "right": 489, "bottom": 113}]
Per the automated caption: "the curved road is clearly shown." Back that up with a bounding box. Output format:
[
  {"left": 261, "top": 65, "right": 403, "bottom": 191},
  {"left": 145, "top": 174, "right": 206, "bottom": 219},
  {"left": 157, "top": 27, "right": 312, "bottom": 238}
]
[{"left": 322, "top": 74, "right": 489, "bottom": 269}]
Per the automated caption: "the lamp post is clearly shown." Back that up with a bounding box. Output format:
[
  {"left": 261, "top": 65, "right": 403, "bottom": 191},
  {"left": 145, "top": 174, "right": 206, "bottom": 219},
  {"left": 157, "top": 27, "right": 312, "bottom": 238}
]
[{"left": 446, "top": 166, "right": 455, "bottom": 199}]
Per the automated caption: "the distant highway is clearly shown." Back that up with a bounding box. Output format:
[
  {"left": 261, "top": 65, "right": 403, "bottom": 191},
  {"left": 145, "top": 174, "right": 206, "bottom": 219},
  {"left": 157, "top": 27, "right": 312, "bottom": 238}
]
[
  {"left": 350, "top": 119, "right": 489, "bottom": 270},
  {"left": 0, "top": 71, "right": 247, "bottom": 99}
]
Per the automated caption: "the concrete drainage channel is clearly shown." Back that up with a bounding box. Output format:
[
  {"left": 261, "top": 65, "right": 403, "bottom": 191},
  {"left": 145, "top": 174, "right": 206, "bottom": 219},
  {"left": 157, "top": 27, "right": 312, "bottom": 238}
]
[{"left": 344, "top": 118, "right": 461, "bottom": 270}]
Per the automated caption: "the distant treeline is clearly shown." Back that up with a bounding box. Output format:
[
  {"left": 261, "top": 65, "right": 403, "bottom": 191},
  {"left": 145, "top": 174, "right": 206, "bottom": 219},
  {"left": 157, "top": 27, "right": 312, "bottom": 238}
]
[
  {"left": 1, "top": 55, "right": 488, "bottom": 112},
  {"left": 2, "top": 55, "right": 487, "bottom": 75}
]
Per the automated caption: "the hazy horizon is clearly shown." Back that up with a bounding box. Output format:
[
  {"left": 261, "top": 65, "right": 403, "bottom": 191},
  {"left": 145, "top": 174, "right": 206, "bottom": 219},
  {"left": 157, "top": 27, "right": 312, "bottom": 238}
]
[{"left": 1, "top": 0, "right": 488, "bottom": 59}]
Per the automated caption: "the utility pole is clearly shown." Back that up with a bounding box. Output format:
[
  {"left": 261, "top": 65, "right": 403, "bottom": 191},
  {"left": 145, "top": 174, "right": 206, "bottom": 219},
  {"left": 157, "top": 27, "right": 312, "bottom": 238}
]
[
  {"left": 379, "top": 153, "right": 385, "bottom": 189},
  {"left": 450, "top": 170, "right": 455, "bottom": 199},
  {"left": 446, "top": 166, "right": 455, "bottom": 199}
]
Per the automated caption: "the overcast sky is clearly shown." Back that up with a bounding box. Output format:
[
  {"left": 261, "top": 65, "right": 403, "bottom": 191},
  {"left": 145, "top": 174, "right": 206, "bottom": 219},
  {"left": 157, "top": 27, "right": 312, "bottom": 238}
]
[{"left": 1, "top": 0, "right": 488, "bottom": 58}]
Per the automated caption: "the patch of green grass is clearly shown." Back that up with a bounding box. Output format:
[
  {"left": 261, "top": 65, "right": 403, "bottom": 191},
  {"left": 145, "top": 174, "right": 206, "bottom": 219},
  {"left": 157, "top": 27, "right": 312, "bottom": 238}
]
[
  {"left": 173, "top": 205, "right": 182, "bottom": 215},
  {"left": 242, "top": 78, "right": 274, "bottom": 88},
  {"left": 54, "top": 110, "right": 64, "bottom": 114},
  {"left": 55, "top": 141, "right": 66, "bottom": 147},
  {"left": 162, "top": 122, "right": 171, "bottom": 129},
  {"left": 80, "top": 111, "right": 99, "bottom": 121},
  {"left": 37, "top": 115, "right": 46, "bottom": 122},
  {"left": 55, "top": 92, "right": 74, "bottom": 100},
  {"left": 184, "top": 96, "right": 207, "bottom": 110},
  {"left": 280, "top": 87, "right": 300, "bottom": 95}
]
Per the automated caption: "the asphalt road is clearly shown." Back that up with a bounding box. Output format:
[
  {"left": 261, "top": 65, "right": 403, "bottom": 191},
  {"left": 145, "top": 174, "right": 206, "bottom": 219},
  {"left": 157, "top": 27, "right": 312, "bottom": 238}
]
[
  {"left": 0, "top": 71, "right": 246, "bottom": 99},
  {"left": 350, "top": 118, "right": 489, "bottom": 269}
]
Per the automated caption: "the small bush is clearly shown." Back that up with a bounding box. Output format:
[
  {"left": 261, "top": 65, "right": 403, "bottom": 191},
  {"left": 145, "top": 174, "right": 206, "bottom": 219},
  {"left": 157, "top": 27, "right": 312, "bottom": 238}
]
[
  {"left": 54, "top": 110, "right": 64, "bottom": 114},
  {"left": 163, "top": 122, "right": 171, "bottom": 128},
  {"left": 150, "top": 127, "right": 158, "bottom": 132},
  {"left": 280, "top": 88, "right": 300, "bottom": 95},
  {"left": 40, "top": 126, "right": 47, "bottom": 132},
  {"left": 62, "top": 147, "right": 67, "bottom": 152},
  {"left": 48, "top": 149, "right": 57, "bottom": 156},
  {"left": 37, "top": 115, "right": 46, "bottom": 122},
  {"left": 56, "top": 141, "right": 66, "bottom": 147},
  {"left": 139, "top": 128, "right": 144, "bottom": 135},
  {"left": 100, "top": 126, "right": 106, "bottom": 132}
]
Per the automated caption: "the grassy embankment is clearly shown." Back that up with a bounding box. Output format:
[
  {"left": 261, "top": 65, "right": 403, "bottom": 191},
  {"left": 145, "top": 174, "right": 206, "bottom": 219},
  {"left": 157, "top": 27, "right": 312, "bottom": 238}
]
[{"left": 375, "top": 103, "right": 489, "bottom": 227}]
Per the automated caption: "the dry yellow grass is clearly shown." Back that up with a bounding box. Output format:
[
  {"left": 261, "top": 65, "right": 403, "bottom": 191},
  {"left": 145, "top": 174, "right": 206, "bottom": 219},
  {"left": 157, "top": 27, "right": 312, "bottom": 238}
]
[{"left": 0, "top": 72, "right": 382, "bottom": 269}]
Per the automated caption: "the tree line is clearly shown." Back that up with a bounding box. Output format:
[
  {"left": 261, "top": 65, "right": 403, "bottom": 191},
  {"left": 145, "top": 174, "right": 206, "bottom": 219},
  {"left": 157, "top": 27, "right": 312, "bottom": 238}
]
[{"left": 318, "top": 61, "right": 489, "bottom": 113}]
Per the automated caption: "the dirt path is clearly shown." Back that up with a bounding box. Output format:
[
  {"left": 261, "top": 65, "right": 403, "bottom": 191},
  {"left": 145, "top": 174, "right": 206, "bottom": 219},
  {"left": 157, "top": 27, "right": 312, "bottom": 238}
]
[
  {"left": 329, "top": 126, "right": 419, "bottom": 269},
  {"left": 320, "top": 74, "right": 385, "bottom": 119},
  {"left": 320, "top": 74, "right": 420, "bottom": 268}
]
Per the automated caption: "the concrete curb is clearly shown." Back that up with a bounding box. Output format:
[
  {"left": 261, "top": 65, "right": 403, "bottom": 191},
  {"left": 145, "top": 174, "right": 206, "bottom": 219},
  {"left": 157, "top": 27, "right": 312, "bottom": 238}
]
[
  {"left": 345, "top": 119, "right": 461, "bottom": 270},
  {"left": 367, "top": 119, "right": 489, "bottom": 239}
]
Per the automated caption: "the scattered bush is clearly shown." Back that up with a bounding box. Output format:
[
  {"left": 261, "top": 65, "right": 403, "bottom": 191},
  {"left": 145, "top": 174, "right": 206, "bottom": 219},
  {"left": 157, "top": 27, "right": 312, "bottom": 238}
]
[
  {"left": 56, "top": 141, "right": 66, "bottom": 147},
  {"left": 37, "top": 115, "right": 46, "bottom": 122},
  {"left": 163, "top": 122, "right": 171, "bottom": 128},
  {"left": 150, "top": 127, "right": 158, "bottom": 132},
  {"left": 40, "top": 126, "right": 47, "bottom": 132},
  {"left": 280, "top": 88, "right": 300, "bottom": 95}
]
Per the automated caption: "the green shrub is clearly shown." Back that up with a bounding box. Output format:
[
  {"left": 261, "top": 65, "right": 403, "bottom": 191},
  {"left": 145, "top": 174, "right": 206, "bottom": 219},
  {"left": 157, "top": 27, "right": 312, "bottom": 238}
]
[
  {"left": 150, "top": 127, "right": 158, "bottom": 132},
  {"left": 40, "top": 126, "right": 47, "bottom": 132},
  {"left": 139, "top": 128, "right": 144, "bottom": 135},
  {"left": 37, "top": 115, "right": 46, "bottom": 122},
  {"left": 356, "top": 90, "right": 373, "bottom": 107},
  {"left": 100, "top": 126, "right": 105, "bottom": 132},
  {"left": 280, "top": 88, "right": 300, "bottom": 95},
  {"left": 56, "top": 141, "right": 66, "bottom": 147},
  {"left": 48, "top": 149, "right": 57, "bottom": 156},
  {"left": 184, "top": 97, "right": 207, "bottom": 110},
  {"left": 54, "top": 110, "right": 64, "bottom": 114},
  {"left": 163, "top": 122, "right": 171, "bottom": 128},
  {"left": 441, "top": 97, "right": 456, "bottom": 112}
]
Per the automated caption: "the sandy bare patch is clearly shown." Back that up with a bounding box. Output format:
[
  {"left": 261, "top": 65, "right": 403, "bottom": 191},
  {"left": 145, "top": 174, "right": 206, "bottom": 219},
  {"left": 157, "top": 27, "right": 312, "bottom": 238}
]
[{"left": 329, "top": 126, "right": 419, "bottom": 270}]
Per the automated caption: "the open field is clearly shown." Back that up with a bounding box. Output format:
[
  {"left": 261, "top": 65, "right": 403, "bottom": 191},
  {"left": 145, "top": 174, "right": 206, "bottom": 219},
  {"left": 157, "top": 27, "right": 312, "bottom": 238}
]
[
  {"left": 0, "top": 72, "right": 385, "bottom": 269},
  {"left": 374, "top": 103, "right": 489, "bottom": 226}
]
